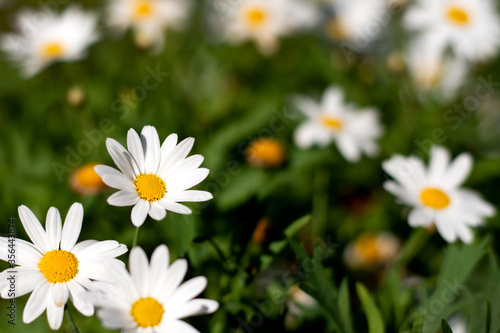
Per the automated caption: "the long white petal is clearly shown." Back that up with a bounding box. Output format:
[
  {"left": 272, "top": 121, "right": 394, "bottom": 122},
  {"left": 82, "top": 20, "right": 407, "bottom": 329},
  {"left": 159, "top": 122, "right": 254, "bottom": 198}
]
[
  {"left": 18, "top": 205, "right": 50, "bottom": 253},
  {"left": 159, "top": 259, "right": 188, "bottom": 302},
  {"left": 443, "top": 153, "right": 473, "bottom": 188},
  {"left": 45, "top": 207, "right": 62, "bottom": 250},
  {"left": 0, "top": 237, "right": 41, "bottom": 266},
  {"left": 127, "top": 128, "right": 145, "bottom": 174},
  {"left": 23, "top": 281, "right": 50, "bottom": 324},
  {"left": 130, "top": 247, "right": 149, "bottom": 296},
  {"left": 131, "top": 200, "right": 150, "bottom": 227},
  {"left": 168, "top": 299, "right": 219, "bottom": 319},
  {"left": 141, "top": 126, "right": 161, "bottom": 174},
  {"left": 161, "top": 319, "right": 200, "bottom": 333},
  {"left": 158, "top": 137, "right": 195, "bottom": 177},
  {"left": 61, "top": 203, "right": 83, "bottom": 251},
  {"left": 107, "top": 191, "right": 140, "bottom": 207},
  {"left": 164, "top": 190, "right": 213, "bottom": 203},
  {"left": 149, "top": 201, "right": 167, "bottom": 221},
  {"left": 106, "top": 138, "right": 139, "bottom": 180},
  {"left": 51, "top": 283, "right": 69, "bottom": 307},
  {"left": 46, "top": 300, "right": 65, "bottom": 330},
  {"left": 167, "top": 276, "right": 207, "bottom": 306},
  {"left": 94, "top": 165, "right": 135, "bottom": 192},
  {"left": 159, "top": 200, "right": 192, "bottom": 215}
]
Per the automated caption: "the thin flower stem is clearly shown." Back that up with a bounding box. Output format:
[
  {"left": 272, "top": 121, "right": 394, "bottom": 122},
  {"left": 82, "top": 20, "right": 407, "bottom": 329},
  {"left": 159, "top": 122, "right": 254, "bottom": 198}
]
[
  {"left": 394, "top": 227, "right": 431, "bottom": 268},
  {"left": 132, "top": 227, "right": 140, "bottom": 248},
  {"left": 64, "top": 305, "right": 79, "bottom": 333}
]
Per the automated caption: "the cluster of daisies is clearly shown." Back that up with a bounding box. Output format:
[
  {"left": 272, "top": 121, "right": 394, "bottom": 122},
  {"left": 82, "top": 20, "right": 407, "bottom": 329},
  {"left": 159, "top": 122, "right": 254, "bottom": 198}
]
[
  {"left": 0, "top": 126, "right": 217, "bottom": 331},
  {"left": 2, "top": 0, "right": 500, "bottom": 98}
]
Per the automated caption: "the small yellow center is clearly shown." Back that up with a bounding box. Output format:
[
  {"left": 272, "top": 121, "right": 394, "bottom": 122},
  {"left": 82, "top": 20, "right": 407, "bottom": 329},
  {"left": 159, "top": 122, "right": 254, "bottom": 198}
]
[
  {"left": 38, "top": 250, "right": 79, "bottom": 283},
  {"left": 320, "top": 115, "right": 343, "bottom": 131},
  {"left": 246, "top": 138, "right": 285, "bottom": 168},
  {"left": 354, "top": 235, "right": 380, "bottom": 264},
  {"left": 131, "top": 297, "right": 164, "bottom": 328},
  {"left": 41, "top": 42, "right": 65, "bottom": 59},
  {"left": 447, "top": 7, "right": 469, "bottom": 25},
  {"left": 134, "top": 0, "right": 153, "bottom": 19},
  {"left": 420, "top": 188, "right": 450, "bottom": 210},
  {"left": 134, "top": 173, "right": 166, "bottom": 202},
  {"left": 245, "top": 8, "right": 267, "bottom": 27},
  {"left": 73, "top": 164, "right": 106, "bottom": 191}
]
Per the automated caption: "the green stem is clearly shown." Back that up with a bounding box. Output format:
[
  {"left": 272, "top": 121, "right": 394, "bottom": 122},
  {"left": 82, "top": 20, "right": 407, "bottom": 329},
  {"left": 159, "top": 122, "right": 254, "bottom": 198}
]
[
  {"left": 64, "top": 305, "right": 79, "bottom": 333},
  {"left": 394, "top": 227, "right": 431, "bottom": 268},
  {"left": 132, "top": 227, "right": 141, "bottom": 248},
  {"left": 312, "top": 168, "right": 330, "bottom": 240}
]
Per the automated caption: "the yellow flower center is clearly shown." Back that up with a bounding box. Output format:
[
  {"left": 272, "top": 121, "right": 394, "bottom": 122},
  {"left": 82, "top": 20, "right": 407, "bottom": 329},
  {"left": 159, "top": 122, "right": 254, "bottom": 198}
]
[
  {"left": 320, "top": 115, "right": 343, "bottom": 131},
  {"left": 131, "top": 297, "right": 164, "bottom": 328},
  {"left": 38, "top": 250, "right": 79, "bottom": 283},
  {"left": 71, "top": 163, "right": 106, "bottom": 194},
  {"left": 354, "top": 235, "right": 380, "bottom": 264},
  {"left": 447, "top": 7, "right": 469, "bottom": 25},
  {"left": 420, "top": 188, "right": 450, "bottom": 210},
  {"left": 134, "top": 0, "right": 153, "bottom": 20},
  {"left": 245, "top": 8, "right": 267, "bottom": 27},
  {"left": 246, "top": 138, "right": 285, "bottom": 168},
  {"left": 134, "top": 173, "right": 166, "bottom": 202},
  {"left": 41, "top": 42, "right": 65, "bottom": 59}
]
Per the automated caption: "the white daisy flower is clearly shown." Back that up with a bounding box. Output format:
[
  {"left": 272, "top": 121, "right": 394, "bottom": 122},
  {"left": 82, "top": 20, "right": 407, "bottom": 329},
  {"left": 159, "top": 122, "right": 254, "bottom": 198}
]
[
  {"left": 403, "top": 0, "right": 500, "bottom": 62},
  {"left": 292, "top": 86, "right": 384, "bottom": 162},
  {"left": 0, "top": 5, "right": 99, "bottom": 77},
  {"left": 96, "top": 245, "right": 219, "bottom": 332},
  {"left": 106, "top": 0, "right": 191, "bottom": 51},
  {"left": 0, "top": 203, "right": 127, "bottom": 330},
  {"left": 216, "top": 0, "right": 319, "bottom": 55},
  {"left": 95, "top": 126, "right": 213, "bottom": 227},
  {"left": 382, "top": 146, "right": 496, "bottom": 243},
  {"left": 326, "top": 0, "right": 388, "bottom": 43}
]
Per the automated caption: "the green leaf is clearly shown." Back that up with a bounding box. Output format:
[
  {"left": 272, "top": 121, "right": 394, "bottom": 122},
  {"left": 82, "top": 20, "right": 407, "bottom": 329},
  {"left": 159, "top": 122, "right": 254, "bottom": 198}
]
[
  {"left": 338, "top": 278, "right": 355, "bottom": 333},
  {"left": 269, "top": 215, "right": 310, "bottom": 254},
  {"left": 485, "top": 300, "right": 491, "bottom": 333},
  {"left": 411, "top": 312, "right": 425, "bottom": 333},
  {"left": 441, "top": 319, "right": 453, "bottom": 333},
  {"left": 355, "top": 282, "right": 385, "bottom": 333}
]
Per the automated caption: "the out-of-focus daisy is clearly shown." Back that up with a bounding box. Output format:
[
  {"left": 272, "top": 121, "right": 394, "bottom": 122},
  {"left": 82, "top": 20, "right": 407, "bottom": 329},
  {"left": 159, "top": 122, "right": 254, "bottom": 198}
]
[
  {"left": 406, "top": 40, "right": 468, "bottom": 99},
  {"left": 326, "top": 0, "right": 388, "bottom": 44},
  {"left": 292, "top": 86, "right": 384, "bottom": 162},
  {"left": 382, "top": 146, "right": 495, "bottom": 243},
  {"left": 106, "top": 0, "right": 191, "bottom": 51},
  {"left": 403, "top": 0, "right": 500, "bottom": 62},
  {"left": 96, "top": 245, "right": 219, "bottom": 332},
  {"left": 66, "top": 86, "right": 86, "bottom": 108},
  {"left": 216, "top": 0, "right": 319, "bottom": 55},
  {"left": 284, "top": 285, "right": 317, "bottom": 330},
  {"left": 0, "top": 6, "right": 99, "bottom": 77},
  {"left": 71, "top": 163, "right": 108, "bottom": 196},
  {"left": 95, "top": 126, "right": 212, "bottom": 227},
  {"left": 245, "top": 138, "right": 285, "bottom": 168},
  {"left": 0, "top": 203, "right": 127, "bottom": 330},
  {"left": 343, "top": 232, "right": 400, "bottom": 270}
]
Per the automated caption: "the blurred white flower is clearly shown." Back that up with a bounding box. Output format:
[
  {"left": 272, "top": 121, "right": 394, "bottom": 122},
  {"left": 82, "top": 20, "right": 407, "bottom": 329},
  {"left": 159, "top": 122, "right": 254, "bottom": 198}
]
[
  {"left": 383, "top": 146, "right": 496, "bottom": 243},
  {"left": 0, "top": 203, "right": 127, "bottom": 330},
  {"left": 448, "top": 314, "right": 467, "bottom": 333},
  {"left": 292, "top": 86, "right": 384, "bottom": 162},
  {"left": 95, "top": 126, "right": 212, "bottom": 227},
  {"left": 406, "top": 38, "right": 469, "bottom": 100},
  {"left": 216, "top": 0, "right": 319, "bottom": 55},
  {"left": 404, "top": 0, "right": 500, "bottom": 62},
  {"left": 0, "top": 6, "right": 99, "bottom": 77},
  {"left": 106, "top": 0, "right": 191, "bottom": 52},
  {"left": 96, "top": 245, "right": 219, "bottom": 332},
  {"left": 326, "top": 0, "right": 388, "bottom": 43}
]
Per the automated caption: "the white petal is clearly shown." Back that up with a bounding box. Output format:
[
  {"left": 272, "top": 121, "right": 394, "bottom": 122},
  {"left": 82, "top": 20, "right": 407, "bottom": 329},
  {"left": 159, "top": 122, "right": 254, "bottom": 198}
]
[
  {"left": 18, "top": 205, "right": 50, "bottom": 253},
  {"left": 294, "top": 122, "right": 329, "bottom": 149},
  {"left": 168, "top": 299, "right": 219, "bottom": 319},
  {"left": 46, "top": 207, "right": 62, "bottom": 250},
  {"left": 158, "top": 137, "right": 195, "bottom": 177},
  {"left": 167, "top": 276, "right": 207, "bottom": 306},
  {"left": 131, "top": 200, "right": 150, "bottom": 227},
  {"left": 130, "top": 247, "right": 149, "bottom": 296},
  {"left": 336, "top": 135, "right": 361, "bottom": 162},
  {"left": 321, "top": 86, "right": 344, "bottom": 112},
  {"left": 94, "top": 165, "right": 135, "bottom": 192},
  {"left": 108, "top": 191, "right": 140, "bottom": 207},
  {"left": 23, "top": 281, "right": 50, "bottom": 324},
  {"left": 443, "top": 153, "right": 473, "bottom": 188},
  {"left": 149, "top": 202, "right": 167, "bottom": 221},
  {"left": 76, "top": 241, "right": 127, "bottom": 261},
  {"left": 0, "top": 237, "right": 41, "bottom": 266},
  {"left": 408, "top": 208, "right": 434, "bottom": 227},
  {"left": 428, "top": 146, "right": 450, "bottom": 182},
  {"left": 164, "top": 191, "right": 213, "bottom": 203},
  {"left": 161, "top": 154, "right": 204, "bottom": 180},
  {"left": 159, "top": 200, "right": 192, "bottom": 215},
  {"left": 150, "top": 245, "right": 169, "bottom": 294},
  {"left": 159, "top": 259, "right": 187, "bottom": 302},
  {"left": 128, "top": 128, "right": 146, "bottom": 174},
  {"left": 161, "top": 319, "right": 200, "bottom": 333},
  {"left": 68, "top": 280, "right": 94, "bottom": 316},
  {"left": 46, "top": 300, "right": 64, "bottom": 330},
  {"left": 160, "top": 133, "right": 179, "bottom": 162},
  {"left": 453, "top": 222, "right": 474, "bottom": 244},
  {"left": 434, "top": 214, "right": 457, "bottom": 243},
  {"left": 106, "top": 138, "right": 139, "bottom": 180},
  {"left": 167, "top": 168, "right": 209, "bottom": 192},
  {"left": 141, "top": 126, "right": 161, "bottom": 173},
  {"left": 1, "top": 267, "right": 44, "bottom": 298},
  {"left": 51, "top": 283, "right": 69, "bottom": 307},
  {"left": 71, "top": 240, "right": 98, "bottom": 255},
  {"left": 291, "top": 95, "right": 319, "bottom": 118},
  {"left": 61, "top": 203, "right": 83, "bottom": 251}
]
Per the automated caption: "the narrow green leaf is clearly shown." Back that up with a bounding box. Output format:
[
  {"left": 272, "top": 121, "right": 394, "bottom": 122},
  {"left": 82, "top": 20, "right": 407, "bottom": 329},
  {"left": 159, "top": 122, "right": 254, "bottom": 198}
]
[
  {"left": 356, "top": 282, "right": 385, "bottom": 333},
  {"left": 338, "top": 278, "right": 355, "bottom": 333},
  {"left": 485, "top": 300, "right": 491, "bottom": 333},
  {"left": 411, "top": 312, "right": 425, "bottom": 333},
  {"left": 441, "top": 319, "right": 453, "bottom": 333},
  {"left": 284, "top": 214, "right": 311, "bottom": 238}
]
